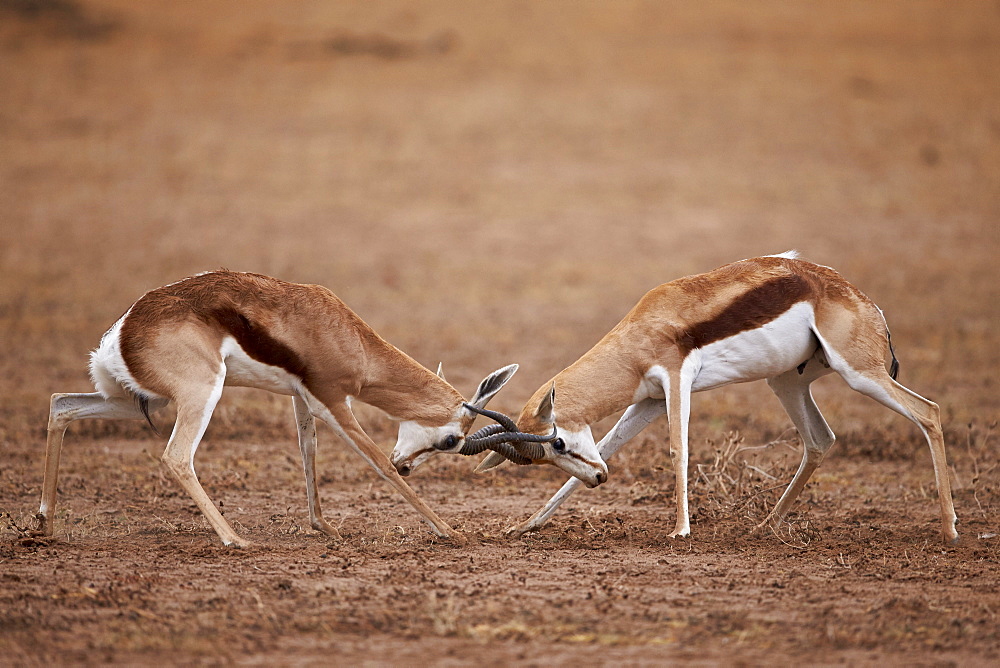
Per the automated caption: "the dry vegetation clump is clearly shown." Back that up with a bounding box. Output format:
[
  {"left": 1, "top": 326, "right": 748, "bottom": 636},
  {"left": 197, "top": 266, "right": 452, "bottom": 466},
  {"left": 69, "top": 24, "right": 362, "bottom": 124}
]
[
  {"left": 685, "top": 429, "right": 825, "bottom": 546},
  {"left": 953, "top": 420, "right": 998, "bottom": 527},
  {"left": 1, "top": 510, "right": 54, "bottom": 548},
  {"left": 603, "top": 423, "right": 824, "bottom": 545},
  {"left": 692, "top": 430, "right": 792, "bottom": 515}
]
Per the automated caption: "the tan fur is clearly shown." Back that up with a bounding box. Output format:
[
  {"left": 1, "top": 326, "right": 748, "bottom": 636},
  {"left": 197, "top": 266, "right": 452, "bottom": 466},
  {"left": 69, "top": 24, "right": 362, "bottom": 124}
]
[
  {"left": 38, "top": 271, "right": 469, "bottom": 547},
  {"left": 518, "top": 256, "right": 887, "bottom": 433},
  {"left": 121, "top": 271, "right": 463, "bottom": 424},
  {"left": 511, "top": 255, "right": 957, "bottom": 543}
]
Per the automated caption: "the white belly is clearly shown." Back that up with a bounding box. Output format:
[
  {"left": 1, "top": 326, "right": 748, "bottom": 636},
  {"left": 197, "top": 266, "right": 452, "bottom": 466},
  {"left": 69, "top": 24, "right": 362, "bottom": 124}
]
[
  {"left": 689, "top": 301, "right": 817, "bottom": 392},
  {"left": 221, "top": 337, "right": 301, "bottom": 395}
]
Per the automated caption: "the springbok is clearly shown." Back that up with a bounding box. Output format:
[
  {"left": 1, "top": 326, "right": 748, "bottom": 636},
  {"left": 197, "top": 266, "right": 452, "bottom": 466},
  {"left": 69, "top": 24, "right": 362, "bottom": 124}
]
[
  {"left": 404, "top": 252, "right": 959, "bottom": 544},
  {"left": 36, "top": 270, "right": 522, "bottom": 547}
]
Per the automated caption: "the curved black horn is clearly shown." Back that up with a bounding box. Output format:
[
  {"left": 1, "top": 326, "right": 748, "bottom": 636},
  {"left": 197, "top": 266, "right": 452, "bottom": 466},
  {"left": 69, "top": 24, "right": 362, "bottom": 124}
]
[
  {"left": 509, "top": 425, "right": 558, "bottom": 443},
  {"left": 462, "top": 403, "right": 559, "bottom": 463},
  {"left": 463, "top": 403, "right": 558, "bottom": 444},
  {"left": 459, "top": 424, "right": 507, "bottom": 449},
  {"left": 463, "top": 430, "right": 528, "bottom": 450},
  {"left": 457, "top": 424, "right": 532, "bottom": 464},
  {"left": 461, "top": 440, "right": 532, "bottom": 465},
  {"left": 510, "top": 441, "right": 542, "bottom": 461},
  {"left": 466, "top": 426, "right": 557, "bottom": 462},
  {"left": 462, "top": 404, "right": 518, "bottom": 431},
  {"left": 494, "top": 443, "right": 534, "bottom": 465},
  {"left": 466, "top": 423, "right": 507, "bottom": 441}
]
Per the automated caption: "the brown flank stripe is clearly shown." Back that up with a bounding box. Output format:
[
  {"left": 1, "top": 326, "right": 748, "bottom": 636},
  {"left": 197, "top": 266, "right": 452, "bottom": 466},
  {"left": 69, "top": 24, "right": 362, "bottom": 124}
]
[
  {"left": 120, "top": 272, "right": 311, "bottom": 391},
  {"left": 677, "top": 273, "right": 812, "bottom": 355}
]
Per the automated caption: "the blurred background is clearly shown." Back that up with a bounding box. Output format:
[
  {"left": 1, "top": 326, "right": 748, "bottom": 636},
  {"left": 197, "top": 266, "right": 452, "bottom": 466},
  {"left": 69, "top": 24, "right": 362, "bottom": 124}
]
[
  {"left": 2, "top": 6, "right": 998, "bottom": 662},
  {"left": 1, "top": 0, "right": 997, "bottom": 448}
]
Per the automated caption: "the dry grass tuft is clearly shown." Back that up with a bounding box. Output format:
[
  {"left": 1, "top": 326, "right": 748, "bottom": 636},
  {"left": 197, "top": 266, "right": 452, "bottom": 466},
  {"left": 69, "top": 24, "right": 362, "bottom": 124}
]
[
  {"left": 692, "top": 429, "right": 797, "bottom": 518},
  {"left": 688, "top": 429, "right": 824, "bottom": 545},
  {"left": 956, "top": 420, "right": 998, "bottom": 521},
  {"left": 0, "top": 509, "right": 56, "bottom": 547}
]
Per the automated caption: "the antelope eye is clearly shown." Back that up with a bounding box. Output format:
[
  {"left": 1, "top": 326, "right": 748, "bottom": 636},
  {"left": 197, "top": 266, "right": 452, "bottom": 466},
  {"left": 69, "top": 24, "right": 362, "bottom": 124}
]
[
  {"left": 441, "top": 434, "right": 459, "bottom": 450},
  {"left": 552, "top": 438, "right": 566, "bottom": 454}
]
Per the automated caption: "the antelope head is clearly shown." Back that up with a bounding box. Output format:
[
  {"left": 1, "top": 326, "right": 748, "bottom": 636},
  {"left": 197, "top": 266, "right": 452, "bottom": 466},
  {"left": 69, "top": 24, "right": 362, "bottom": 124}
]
[
  {"left": 469, "top": 383, "right": 608, "bottom": 488},
  {"left": 391, "top": 363, "right": 521, "bottom": 476}
]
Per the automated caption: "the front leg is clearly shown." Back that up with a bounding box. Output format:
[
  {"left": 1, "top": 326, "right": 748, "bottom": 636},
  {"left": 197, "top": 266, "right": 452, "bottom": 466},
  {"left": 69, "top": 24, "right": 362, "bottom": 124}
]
[
  {"left": 666, "top": 370, "right": 693, "bottom": 538},
  {"left": 292, "top": 395, "right": 341, "bottom": 539},
  {"left": 507, "top": 398, "right": 666, "bottom": 537},
  {"left": 38, "top": 393, "right": 155, "bottom": 536},
  {"left": 303, "top": 392, "right": 465, "bottom": 545}
]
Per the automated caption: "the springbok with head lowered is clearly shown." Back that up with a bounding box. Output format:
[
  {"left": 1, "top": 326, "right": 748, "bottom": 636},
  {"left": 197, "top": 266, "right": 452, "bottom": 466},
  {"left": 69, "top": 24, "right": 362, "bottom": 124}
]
[
  {"left": 460, "top": 253, "right": 957, "bottom": 544},
  {"left": 36, "top": 270, "right": 519, "bottom": 547}
]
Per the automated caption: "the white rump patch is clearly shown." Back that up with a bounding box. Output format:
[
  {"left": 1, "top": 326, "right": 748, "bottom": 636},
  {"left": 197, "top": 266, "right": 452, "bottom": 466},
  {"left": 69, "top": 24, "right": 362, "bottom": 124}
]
[{"left": 89, "top": 309, "right": 156, "bottom": 399}]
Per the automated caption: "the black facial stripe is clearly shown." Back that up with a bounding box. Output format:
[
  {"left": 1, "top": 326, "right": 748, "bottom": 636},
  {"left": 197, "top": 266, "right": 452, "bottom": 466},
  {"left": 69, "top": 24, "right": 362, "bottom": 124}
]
[
  {"left": 566, "top": 450, "right": 602, "bottom": 469},
  {"left": 406, "top": 446, "right": 436, "bottom": 461}
]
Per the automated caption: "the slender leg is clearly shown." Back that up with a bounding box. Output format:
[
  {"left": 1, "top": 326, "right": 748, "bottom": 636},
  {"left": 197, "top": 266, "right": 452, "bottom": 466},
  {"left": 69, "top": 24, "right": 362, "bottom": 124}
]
[
  {"left": 506, "top": 398, "right": 666, "bottom": 537},
  {"left": 159, "top": 373, "right": 249, "bottom": 548},
  {"left": 304, "top": 393, "right": 465, "bottom": 544},
  {"left": 808, "top": 319, "right": 958, "bottom": 544},
  {"left": 832, "top": 366, "right": 957, "bottom": 544},
  {"left": 666, "top": 372, "right": 693, "bottom": 538},
  {"left": 292, "top": 395, "right": 340, "bottom": 539},
  {"left": 885, "top": 383, "right": 957, "bottom": 544},
  {"left": 756, "top": 363, "right": 836, "bottom": 532},
  {"left": 37, "top": 392, "right": 153, "bottom": 535}
]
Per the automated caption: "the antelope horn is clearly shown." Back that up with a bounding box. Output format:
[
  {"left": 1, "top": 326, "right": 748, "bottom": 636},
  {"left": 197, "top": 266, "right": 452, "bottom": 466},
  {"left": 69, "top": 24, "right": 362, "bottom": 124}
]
[
  {"left": 466, "top": 423, "right": 508, "bottom": 441},
  {"left": 458, "top": 424, "right": 532, "bottom": 464},
  {"left": 462, "top": 403, "right": 558, "bottom": 461},
  {"left": 491, "top": 443, "right": 534, "bottom": 465},
  {"left": 460, "top": 440, "right": 533, "bottom": 465},
  {"left": 458, "top": 424, "right": 508, "bottom": 450},
  {"left": 462, "top": 404, "right": 518, "bottom": 431},
  {"left": 510, "top": 438, "right": 547, "bottom": 462},
  {"left": 463, "top": 403, "right": 557, "bottom": 444}
]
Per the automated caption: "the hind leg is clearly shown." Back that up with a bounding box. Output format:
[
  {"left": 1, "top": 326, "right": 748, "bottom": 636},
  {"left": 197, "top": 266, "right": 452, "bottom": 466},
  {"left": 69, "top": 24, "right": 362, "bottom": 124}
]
[
  {"left": 37, "top": 393, "right": 157, "bottom": 536},
  {"left": 756, "top": 361, "right": 835, "bottom": 533},
  {"left": 817, "top": 334, "right": 958, "bottom": 544},
  {"left": 841, "top": 369, "right": 956, "bottom": 543},
  {"left": 159, "top": 373, "right": 250, "bottom": 547}
]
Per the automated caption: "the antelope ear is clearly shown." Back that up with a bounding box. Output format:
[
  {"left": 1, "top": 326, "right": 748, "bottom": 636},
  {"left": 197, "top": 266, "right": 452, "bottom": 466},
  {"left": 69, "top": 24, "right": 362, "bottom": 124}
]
[
  {"left": 474, "top": 451, "right": 508, "bottom": 473},
  {"left": 436, "top": 362, "right": 446, "bottom": 381},
  {"left": 467, "top": 364, "right": 518, "bottom": 411},
  {"left": 534, "top": 383, "right": 556, "bottom": 424}
]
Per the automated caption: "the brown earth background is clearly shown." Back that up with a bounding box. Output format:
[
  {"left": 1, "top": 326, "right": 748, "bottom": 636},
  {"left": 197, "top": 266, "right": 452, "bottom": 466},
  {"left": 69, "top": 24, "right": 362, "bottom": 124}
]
[{"left": 1, "top": 1, "right": 999, "bottom": 665}]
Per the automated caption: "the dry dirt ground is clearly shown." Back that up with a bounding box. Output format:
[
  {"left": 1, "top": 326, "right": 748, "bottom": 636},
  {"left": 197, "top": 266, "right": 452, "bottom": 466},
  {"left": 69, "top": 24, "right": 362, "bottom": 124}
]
[{"left": 1, "top": 1, "right": 999, "bottom": 665}]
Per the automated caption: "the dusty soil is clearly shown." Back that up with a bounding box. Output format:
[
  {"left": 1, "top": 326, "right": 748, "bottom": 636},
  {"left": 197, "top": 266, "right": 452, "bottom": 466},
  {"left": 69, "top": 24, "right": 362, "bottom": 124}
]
[{"left": 1, "top": 1, "right": 998, "bottom": 664}]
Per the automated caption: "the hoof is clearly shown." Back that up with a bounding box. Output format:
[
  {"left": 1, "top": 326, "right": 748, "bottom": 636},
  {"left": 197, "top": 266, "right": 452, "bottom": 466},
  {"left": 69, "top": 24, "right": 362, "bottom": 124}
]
[
  {"left": 504, "top": 524, "right": 532, "bottom": 539},
  {"left": 33, "top": 512, "right": 53, "bottom": 537},
  {"left": 445, "top": 531, "right": 468, "bottom": 547},
  {"left": 313, "top": 521, "right": 343, "bottom": 541}
]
